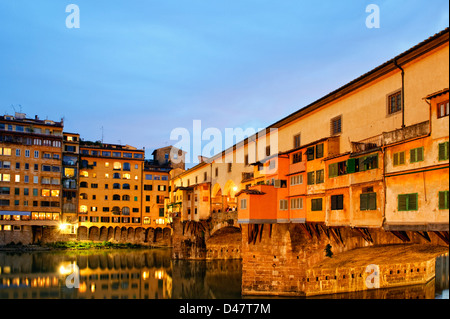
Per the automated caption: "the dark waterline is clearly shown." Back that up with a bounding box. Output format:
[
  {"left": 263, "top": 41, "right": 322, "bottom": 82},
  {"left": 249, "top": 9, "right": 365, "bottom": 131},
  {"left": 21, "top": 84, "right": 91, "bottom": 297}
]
[{"left": 0, "top": 249, "right": 447, "bottom": 299}]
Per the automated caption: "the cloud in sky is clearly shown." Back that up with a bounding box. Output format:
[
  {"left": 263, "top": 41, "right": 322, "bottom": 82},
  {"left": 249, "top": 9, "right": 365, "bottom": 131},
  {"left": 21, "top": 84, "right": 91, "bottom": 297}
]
[{"left": 0, "top": 0, "right": 448, "bottom": 167}]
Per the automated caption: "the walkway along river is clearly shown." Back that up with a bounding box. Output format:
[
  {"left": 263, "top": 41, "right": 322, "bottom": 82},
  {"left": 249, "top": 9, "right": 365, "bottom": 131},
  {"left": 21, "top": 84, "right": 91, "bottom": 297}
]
[{"left": 0, "top": 248, "right": 447, "bottom": 299}]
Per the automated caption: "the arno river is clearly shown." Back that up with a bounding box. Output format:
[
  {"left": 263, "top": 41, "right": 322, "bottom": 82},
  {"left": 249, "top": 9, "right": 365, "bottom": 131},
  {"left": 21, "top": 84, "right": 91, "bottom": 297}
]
[{"left": 0, "top": 249, "right": 448, "bottom": 299}]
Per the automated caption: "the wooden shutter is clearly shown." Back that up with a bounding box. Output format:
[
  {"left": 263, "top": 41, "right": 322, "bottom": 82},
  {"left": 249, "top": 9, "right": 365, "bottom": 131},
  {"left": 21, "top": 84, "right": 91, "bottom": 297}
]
[
  {"left": 410, "top": 149, "right": 416, "bottom": 163},
  {"left": 398, "top": 194, "right": 407, "bottom": 211},
  {"left": 393, "top": 153, "right": 399, "bottom": 166},
  {"left": 331, "top": 195, "right": 337, "bottom": 210},
  {"left": 399, "top": 151, "right": 405, "bottom": 165},
  {"left": 329, "top": 163, "right": 338, "bottom": 178},
  {"left": 307, "top": 172, "right": 315, "bottom": 185},
  {"left": 439, "top": 192, "right": 446, "bottom": 209},
  {"left": 360, "top": 194, "right": 368, "bottom": 211},
  {"left": 439, "top": 142, "right": 449, "bottom": 161},
  {"left": 368, "top": 193, "right": 377, "bottom": 210},
  {"left": 316, "top": 144, "right": 324, "bottom": 158},
  {"left": 347, "top": 158, "right": 356, "bottom": 173},
  {"left": 408, "top": 194, "right": 418, "bottom": 210},
  {"left": 416, "top": 148, "right": 423, "bottom": 162}
]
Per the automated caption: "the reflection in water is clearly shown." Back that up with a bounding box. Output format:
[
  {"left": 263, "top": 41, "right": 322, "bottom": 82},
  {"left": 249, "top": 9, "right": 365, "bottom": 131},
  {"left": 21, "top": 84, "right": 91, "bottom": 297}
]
[
  {"left": 0, "top": 249, "right": 447, "bottom": 299},
  {"left": 0, "top": 249, "right": 242, "bottom": 299}
]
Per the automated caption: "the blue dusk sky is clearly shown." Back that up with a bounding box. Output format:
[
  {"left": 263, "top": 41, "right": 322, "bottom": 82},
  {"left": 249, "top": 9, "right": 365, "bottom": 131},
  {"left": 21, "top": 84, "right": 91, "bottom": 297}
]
[{"left": 0, "top": 1, "right": 448, "bottom": 168}]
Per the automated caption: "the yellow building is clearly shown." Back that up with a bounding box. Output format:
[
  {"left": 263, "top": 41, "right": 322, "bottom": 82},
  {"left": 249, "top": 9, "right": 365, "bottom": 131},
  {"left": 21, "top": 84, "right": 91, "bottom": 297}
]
[{"left": 77, "top": 142, "right": 145, "bottom": 236}]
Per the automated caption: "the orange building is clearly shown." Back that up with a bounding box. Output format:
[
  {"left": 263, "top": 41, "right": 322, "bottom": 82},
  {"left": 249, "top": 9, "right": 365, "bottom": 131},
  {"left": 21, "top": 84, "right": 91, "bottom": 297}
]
[{"left": 0, "top": 113, "right": 64, "bottom": 243}]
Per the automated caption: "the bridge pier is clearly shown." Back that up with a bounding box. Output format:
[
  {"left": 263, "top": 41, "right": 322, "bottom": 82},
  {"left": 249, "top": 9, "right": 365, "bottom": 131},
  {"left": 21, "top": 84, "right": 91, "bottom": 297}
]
[{"left": 241, "top": 223, "right": 448, "bottom": 297}]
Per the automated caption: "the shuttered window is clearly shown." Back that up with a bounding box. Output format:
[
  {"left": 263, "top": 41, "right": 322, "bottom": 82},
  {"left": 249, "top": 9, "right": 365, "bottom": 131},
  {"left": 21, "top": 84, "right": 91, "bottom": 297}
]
[
  {"left": 316, "top": 170, "right": 324, "bottom": 184},
  {"left": 306, "top": 147, "right": 315, "bottom": 161},
  {"left": 438, "top": 142, "right": 449, "bottom": 161},
  {"left": 393, "top": 151, "right": 405, "bottom": 166},
  {"left": 328, "top": 163, "right": 338, "bottom": 178},
  {"left": 311, "top": 198, "right": 322, "bottom": 211},
  {"left": 347, "top": 158, "right": 356, "bottom": 173},
  {"left": 307, "top": 171, "right": 315, "bottom": 185},
  {"left": 330, "top": 115, "right": 342, "bottom": 135},
  {"left": 398, "top": 193, "right": 418, "bottom": 211},
  {"left": 331, "top": 195, "right": 344, "bottom": 210},
  {"left": 410, "top": 147, "right": 424, "bottom": 163},
  {"left": 360, "top": 193, "right": 377, "bottom": 211},
  {"left": 316, "top": 143, "right": 324, "bottom": 159},
  {"left": 279, "top": 199, "right": 288, "bottom": 210},
  {"left": 439, "top": 191, "right": 449, "bottom": 210}
]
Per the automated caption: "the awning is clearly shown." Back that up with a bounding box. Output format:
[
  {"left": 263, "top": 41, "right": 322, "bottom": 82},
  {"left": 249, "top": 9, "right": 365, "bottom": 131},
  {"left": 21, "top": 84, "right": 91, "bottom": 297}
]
[{"left": 0, "top": 211, "right": 31, "bottom": 216}]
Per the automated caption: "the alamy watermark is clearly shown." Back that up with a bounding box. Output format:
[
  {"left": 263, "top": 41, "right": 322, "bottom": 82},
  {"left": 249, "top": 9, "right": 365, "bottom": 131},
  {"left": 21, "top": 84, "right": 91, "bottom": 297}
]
[
  {"left": 66, "top": 4, "right": 80, "bottom": 29},
  {"left": 60, "top": 263, "right": 80, "bottom": 288},
  {"left": 365, "top": 264, "right": 380, "bottom": 288},
  {"left": 366, "top": 4, "right": 380, "bottom": 29},
  {"left": 169, "top": 120, "right": 279, "bottom": 166}
]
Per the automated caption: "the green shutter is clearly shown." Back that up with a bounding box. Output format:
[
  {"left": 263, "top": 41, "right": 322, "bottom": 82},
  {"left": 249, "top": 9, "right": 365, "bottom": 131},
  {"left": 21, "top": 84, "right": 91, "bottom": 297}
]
[
  {"left": 439, "top": 191, "right": 449, "bottom": 210},
  {"left": 408, "top": 193, "right": 418, "bottom": 210},
  {"left": 360, "top": 194, "right": 368, "bottom": 211},
  {"left": 416, "top": 147, "right": 424, "bottom": 162},
  {"left": 368, "top": 193, "right": 377, "bottom": 210},
  {"left": 329, "top": 163, "right": 338, "bottom": 178},
  {"left": 410, "top": 149, "right": 416, "bottom": 163},
  {"left": 393, "top": 153, "right": 399, "bottom": 166},
  {"left": 347, "top": 158, "right": 356, "bottom": 173},
  {"left": 439, "top": 142, "right": 449, "bottom": 161},
  {"left": 398, "top": 194, "right": 408, "bottom": 211},
  {"left": 399, "top": 151, "right": 405, "bottom": 165}
]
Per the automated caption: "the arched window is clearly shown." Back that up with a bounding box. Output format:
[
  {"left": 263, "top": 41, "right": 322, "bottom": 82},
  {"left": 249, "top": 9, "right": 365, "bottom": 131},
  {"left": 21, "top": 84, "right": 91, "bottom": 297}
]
[
  {"left": 113, "top": 173, "right": 120, "bottom": 179},
  {"left": 79, "top": 205, "right": 88, "bottom": 213},
  {"left": 112, "top": 206, "right": 120, "bottom": 215},
  {"left": 122, "top": 183, "right": 130, "bottom": 190},
  {"left": 112, "top": 194, "right": 120, "bottom": 201},
  {"left": 123, "top": 162, "right": 131, "bottom": 171},
  {"left": 122, "top": 195, "right": 130, "bottom": 201},
  {"left": 113, "top": 162, "right": 122, "bottom": 170},
  {"left": 113, "top": 183, "right": 121, "bottom": 189},
  {"left": 80, "top": 182, "right": 88, "bottom": 188},
  {"left": 122, "top": 207, "right": 130, "bottom": 215},
  {"left": 79, "top": 193, "right": 88, "bottom": 200}
]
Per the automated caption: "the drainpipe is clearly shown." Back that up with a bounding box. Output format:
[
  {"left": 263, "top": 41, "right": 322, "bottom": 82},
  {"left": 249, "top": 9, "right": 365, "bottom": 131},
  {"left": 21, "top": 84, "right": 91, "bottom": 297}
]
[{"left": 394, "top": 59, "right": 405, "bottom": 129}]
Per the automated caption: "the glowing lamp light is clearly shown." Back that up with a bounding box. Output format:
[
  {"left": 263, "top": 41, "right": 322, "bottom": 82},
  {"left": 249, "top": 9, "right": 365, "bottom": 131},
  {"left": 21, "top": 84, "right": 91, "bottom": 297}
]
[
  {"left": 232, "top": 186, "right": 238, "bottom": 192},
  {"left": 58, "top": 223, "right": 70, "bottom": 231}
]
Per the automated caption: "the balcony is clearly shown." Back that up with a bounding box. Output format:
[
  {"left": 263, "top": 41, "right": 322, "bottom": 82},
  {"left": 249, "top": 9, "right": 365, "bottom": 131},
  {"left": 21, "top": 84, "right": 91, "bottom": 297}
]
[
  {"left": 383, "top": 121, "right": 430, "bottom": 146},
  {"left": 289, "top": 161, "right": 306, "bottom": 175},
  {"left": 241, "top": 172, "right": 254, "bottom": 182},
  {"left": 351, "top": 135, "right": 382, "bottom": 154}
]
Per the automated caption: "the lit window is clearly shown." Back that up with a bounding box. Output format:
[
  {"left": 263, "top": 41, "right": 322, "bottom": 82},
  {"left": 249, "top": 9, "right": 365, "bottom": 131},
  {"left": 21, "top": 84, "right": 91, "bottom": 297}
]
[
  {"left": 113, "top": 162, "right": 122, "bottom": 170},
  {"left": 15, "top": 175, "right": 20, "bottom": 182},
  {"left": 42, "top": 189, "right": 50, "bottom": 197},
  {"left": 51, "top": 190, "right": 60, "bottom": 197},
  {"left": 80, "top": 171, "right": 89, "bottom": 177},
  {"left": 79, "top": 205, "right": 88, "bottom": 213}
]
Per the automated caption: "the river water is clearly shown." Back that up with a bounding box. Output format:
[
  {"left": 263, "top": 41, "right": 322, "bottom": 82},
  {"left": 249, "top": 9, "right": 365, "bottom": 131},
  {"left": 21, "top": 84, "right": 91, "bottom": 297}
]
[{"left": 0, "top": 248, "right": 447, "bottom": 299}]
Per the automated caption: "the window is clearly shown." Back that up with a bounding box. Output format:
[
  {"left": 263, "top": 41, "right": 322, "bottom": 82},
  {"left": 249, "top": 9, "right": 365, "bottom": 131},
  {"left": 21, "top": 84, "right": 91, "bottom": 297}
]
[
  {"left": 331, "top": 115, "right": 342, "bottom": 135},
  {"left": 291, "top": 198, "right": 303, "bottom": 210},
  {"left": 265, "top": 146, "right": 270, "bottom": 157},
  {"left": 294, "top": 134, "right": 301, "bottom": 149},
  {"left": 122, "top": 183, "right": 130, "bottom": 190},
  {"left": 123, "top": 163, "right": 131, "bottom": 171},
  {"left": 311, "top": 198, "right": 323, "bottom": 211},
  {"left": 290, "top": 175, "right": 303, "bottom": 186},
  {"left": 398, "top": 193, "right": 418, "bottom": 211},
  {"left": 388, "top": 91, "right": 402, "bottom": 114},
  {"left": 215, "top": 167, "right": 219, "bottom": 176},
  {"left": 34, "top": 151, "right": 39, "bottom": 158},
  {"left": 113, "top": 162, "right": 121, "bottom": 170},
  {"left": 315, "top": 144, "right": 324, "bottom": 159},
  {"left": 439, "top": 191, "right": 449, "bottom": 210},
  {"left": 307, "top": 172, "right": 315, "bottom": 185},
  {"left": 240, "top": 198, "right": 247, "bottom": 209},
  {"left": 292, "top": 151, "right": 302, "bottom": 164},
  {"left": 15, "top": 149, "right": 20, "bottom": 156},
  {"left": 144, "top": 185, "right": 152, "bottom": 191},
  {"left": 25, "top": 150, "right": 30, "bottom": 157},
  {"left": 306, "top": 147, "right": 315, "bottom": 161},
  {"left": 228, "top": 163, "right": 232, "bottom": 172},
  {"left": 360, "top": 192, "right": 377, "bottom": 211},
  {"left": 316, "top": 170, "right": 324, "bottom": 184},
  {"left": 145, "top": 174, "right": 152, "bottom": 180},
  {"left": 393, "top": 151, "right": 406, "bottom": 166},
  {"left": 122, "top": 207, "right": 130, "bottom": 215},
  {"left": 113, "top": 195, "right": 120, "bottom": 201},
  {"left": 410, "top": 147, "right": 424, "bottom": 163},
  {"left": 122, "top": 195, "right": 130, "bottom": 201},
  {"left": 331, "top": 195, "right": 344, "bottom": 210},
  {"left": 279, "top": 199, "right": 288, "bottom": 210},
  {"left": 438, "top": 142, "right": 449, "bottom": 161},
  {"left": 437, "top": 100, "right": 449, "bottom": 118},
  {"left": 113, "top": 183, "right": 121, "bottom": 189}
]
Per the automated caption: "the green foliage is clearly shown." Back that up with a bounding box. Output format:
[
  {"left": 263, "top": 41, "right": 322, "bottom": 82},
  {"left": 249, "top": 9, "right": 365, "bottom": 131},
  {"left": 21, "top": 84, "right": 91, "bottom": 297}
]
[{"left": 45, "top": 241, "right": 142, "bottom": 250}]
